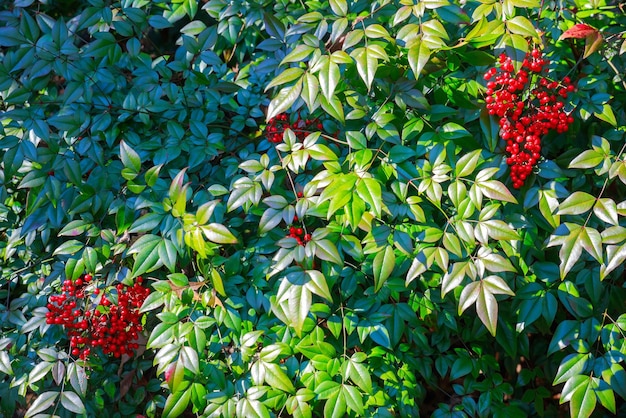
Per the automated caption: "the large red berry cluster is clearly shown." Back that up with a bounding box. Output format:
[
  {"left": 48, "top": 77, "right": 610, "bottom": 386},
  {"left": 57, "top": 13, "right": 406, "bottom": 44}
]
[
  {"left": 484, "top": 49, "right": 575, "bottom": 188},
  {"left": 266, "top": 113, "right": 323, "bottom": 143},
  {"left": 46, "top": 274, "right": 150, "bottom": 360}
]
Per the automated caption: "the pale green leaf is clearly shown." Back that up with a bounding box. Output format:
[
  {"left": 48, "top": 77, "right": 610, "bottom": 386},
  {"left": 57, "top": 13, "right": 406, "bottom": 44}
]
[
  {"left": 407, "top": 40, "right": 430, "bottom": 81},
  {"left": 329, "top": 0, "right": 348, "bottom": 16},
  {"left": 558, "top": 191, "right": 596, "bottom": 215},
  {"left": 305, "top": 270, "right": 333, "bottom": 302},
  {"left": 60, "top": 391, "right": 86, "bottom": 414},
  {"left": 506, "top": 16, "right": 538, "bottom": 38},
  {"left": 351, "top": 47, "right": 378, "bottom": 91},
  {"left": 594, "top": 198, "right": 618, "bottom": 225},
  {"left": 569, "top": 149, "right": 605, "bottom": 169},
  {"left": 475, "top": 282, "right": 499, "bottom": 336},
  {"left": 202, "top": 223, "right": 238, "bottom": 244},
  {"left": 267, "top": 79, "right": 303, "bottom": 122},
  {"left": 476, "top": 180, "right": 517, "bottom": 203},
  {"left": 265, "top": 67, "right": 305, "bottom": 91},
  {"left": 25, "top": 391, "right": 58, "bottom": 418}
]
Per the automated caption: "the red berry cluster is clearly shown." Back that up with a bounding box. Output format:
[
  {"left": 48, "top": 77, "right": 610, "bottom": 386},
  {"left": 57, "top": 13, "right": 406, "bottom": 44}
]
[
  {"left": 484, "top": 49, "right": 575, "bottom": 188},
  {"left": 46, "top": 274, "right": 150, "bottom": 360},
  {"left": 286, "top": 221, "right": 311, "bottom": 246},
  {"left": 266, "top": 113, "right": 323, "bottom": 143}
]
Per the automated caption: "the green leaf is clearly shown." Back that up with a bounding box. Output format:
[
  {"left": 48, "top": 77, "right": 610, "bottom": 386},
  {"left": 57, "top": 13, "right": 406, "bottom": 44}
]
[
  {"left": 324, "top": 388, "right": 347, "bottom": 418},
  {"left": 558, "top": 192, "right": 596, "bottom": 215},
  {"left": 553, "top": 353, "right": 590, "bottom": 385},
  {"left": 302, "top": 72, "right": 320, "bottom": 112},
  {"left": 450, "top": 356, "right": 473, "bottom": 380},
  {"left": 265, "top": 67, "right": 305, "bottom": 91},
  {"left": 482, "top": 275, "right": 515, "bottom": 296},
  {"left": 442, "top": 261, "right": 471, "bottom": 297},
  {"left": 119, "top": 140, "right": 141, "bottom": 172},
  {"left": 476, "top": 180, "right": 517, "bottom": 203},
  {"left": 548, "top": 320, "right": 580, "bottom": 355},
  {"left": 569, "top": 149, "right": 605, "bottom": 169},
  {"left": 319, "top": 94, "right": 345, "bottom": 123},
  {"left": 147, "top": 322, "right": 176, "bottom": 349},
  {"left": 277, "top": 281, "right": 311, "bottom": 337},
  {"left": 408, "top": 40, "right": 431, "bottom": 81},
  {"left": 373, "top": 246, "right": 395, "bottom": 292},
  {"left": 145, "top": 164, "right": 163, "bottom": 187},
  {"left": 593, "top": 379, "right": 616, "bottom": 414},
  {"left": 263, "top": 362, "right": 296, "bottom": 394},
  {"left": 345, "top": 355, "right": 372, "bottom": 393},
  {"left": 593, "top": 198, "right": 618, "bottom": 225},
  {"left": 281, "top": 45, "right": 315, "bottom": 64},
  {"left": 58, "top": 220, "right": 91, "bottom": 237},
  {"left": 564, "top": 375, "right": 597, "bottom": 418},
  {"left": 579, "top": 227, "right": 602, "bottom": 263},
  {"left": 351, "top": 46, "right": 381, "bottom": 91},
  {"left": 128, "top": 234, "right": 164, "bottom": 278},
  {"left": 315, "top": 56, "right": 340, "bottom": 101},
  {"left": 329, "top": 0, "right": 348, "bottom": 16},
  {"left": 479, "top": 219, "right": 521, "bottom": 241},
  {"left": 129, "top": 212, "right": 163, "bottom": 233},
  {"left": 163, "top": 388, "right": 192, "bottom": 418},
  {"left": 267, "top": 79, "right": 303, "bottom": 122},
  {"left": 342, "top": 385, "right": 364, "bottom": 415},
  {"left": 314, "top": 239, "right": 342, "bottom": 264},
  {"left": 602, "top": 243, "right": 626, "bottom": 279},
  {"left": 502, "top": 33, "right": 528, "bottom": 72},
  {"left": 60, "top": 391, "right": 86, "bottom": 414},
  {"left": 305, "top": 270, "right": 333, "bottom": 302},
  {"left": 455, "top": 149, "right": 482, "bottom": 177},
  {"left": 547, "top": 223, "right": 584, "bottom": 279},
  {"left": 0, "top": 27, "right": 27, "bottom": 47},
  {"left": 25, "top": 391, "right": 58, "bottom": 418},
  {"left": 0, "top": 351, "right": 13, "bottom": 375},
  {"left": 475, "top": 283, "right": 499, "bottom": 336},
  {"left": 594, "top": 104, "right": 617, "bottom": 126},
  {"left": 202, "top": 223, "right": 237, "bottom": 244},
  {"left": 506, "top": 16, "right": 538, "bottom": 38},
  {"left": 356, "top": 178, "right": 382, "bottom": 217},
  {"left": 53, "top": 240, "right": 85, "bottom": 256}
]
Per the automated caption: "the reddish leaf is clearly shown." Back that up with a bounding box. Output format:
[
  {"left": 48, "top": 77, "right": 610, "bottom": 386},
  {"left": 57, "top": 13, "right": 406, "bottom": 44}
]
[{"left": 559, "top": 24, "right": 598, "bottom": 40}]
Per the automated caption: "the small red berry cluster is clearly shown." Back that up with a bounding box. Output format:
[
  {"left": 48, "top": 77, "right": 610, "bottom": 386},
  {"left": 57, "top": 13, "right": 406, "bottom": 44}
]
[
  {"left": 266, "top": 113, "right": 323, "bottom": 143},
  {"left": 286, "top": 220, "right": 311, "bottom": 246},
  {"left": 46, "top": 274, "right": 150, "bottom": 360},
  {"left": 484, "top": 49, "right": 575, "bottom": 188}
]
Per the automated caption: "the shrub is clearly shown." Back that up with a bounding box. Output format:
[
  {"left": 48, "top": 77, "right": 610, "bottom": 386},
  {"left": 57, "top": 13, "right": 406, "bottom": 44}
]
[{"left": 0, "top": 0, "right": 625, "bottom": 417}]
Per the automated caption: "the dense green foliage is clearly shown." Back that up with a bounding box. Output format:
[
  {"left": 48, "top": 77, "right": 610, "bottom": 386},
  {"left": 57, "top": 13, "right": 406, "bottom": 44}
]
[{"left": 1, "top": 0, "right": 625, "bottom": 417}]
